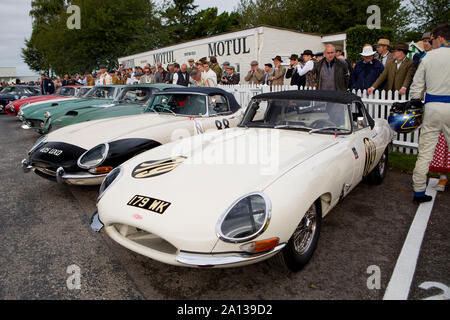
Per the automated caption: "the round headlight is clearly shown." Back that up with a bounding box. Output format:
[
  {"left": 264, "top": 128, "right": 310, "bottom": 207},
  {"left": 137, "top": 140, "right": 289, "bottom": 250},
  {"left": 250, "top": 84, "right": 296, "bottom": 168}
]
[
  {"left": 77, "top": 143, "right": 109, "bottom": 169},
  {"left": 44, "top": 111, "right": 51, "bottom": 119},
  {"left": 98, "top": 166, "right": 122, "bottom": 202},
  {"left": 216, "top": 192, "right": 271, "bottom": 243},
  {"left": 28, "top": 134, "right": 48, "bottom": 155}
]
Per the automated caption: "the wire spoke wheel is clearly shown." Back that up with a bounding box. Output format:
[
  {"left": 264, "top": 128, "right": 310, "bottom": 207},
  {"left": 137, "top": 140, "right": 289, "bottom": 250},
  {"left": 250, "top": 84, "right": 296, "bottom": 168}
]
[{"left": 292, "top": 203, "right": 317, "bottom": 255}]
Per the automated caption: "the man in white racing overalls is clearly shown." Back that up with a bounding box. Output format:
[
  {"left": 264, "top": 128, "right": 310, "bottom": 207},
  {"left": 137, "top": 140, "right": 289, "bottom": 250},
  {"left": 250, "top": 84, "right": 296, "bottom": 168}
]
[{"left": 410, "top": 24, "right": 450, "bottom": 204}]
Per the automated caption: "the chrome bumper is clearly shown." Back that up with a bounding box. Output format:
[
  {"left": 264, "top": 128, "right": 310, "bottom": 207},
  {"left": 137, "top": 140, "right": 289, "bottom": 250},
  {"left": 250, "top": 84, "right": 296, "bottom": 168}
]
[
  {"left": 21, "top": 123, "right": 32, "bottom": 130},
  {"left": 21, "top": 159, "right": 108, "bottom": 185},
  {"left": 175, "top": 243, "right": 286, "bottom": 267}
]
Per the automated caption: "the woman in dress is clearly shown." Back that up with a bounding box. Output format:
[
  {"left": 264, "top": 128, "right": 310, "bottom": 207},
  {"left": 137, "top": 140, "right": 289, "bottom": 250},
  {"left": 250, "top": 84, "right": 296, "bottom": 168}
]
[{"left": 429, "top": 133, "right": 449, "bottom": 191}]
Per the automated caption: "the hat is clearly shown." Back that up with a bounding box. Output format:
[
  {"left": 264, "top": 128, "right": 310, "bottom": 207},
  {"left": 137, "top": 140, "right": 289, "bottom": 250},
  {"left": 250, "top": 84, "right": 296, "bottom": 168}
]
[
  {"left": 377, "top": 39, "right": 391, "bottom": 47},
  {"left": 250, "top": 60, "right": 259, "bottom": 66},
  {"left": 227, "top": 66, "right": 235, "bottom": 70},
  {"left": 265, "top": 63, "right": 273, "bottom": 68},
  {"left": 360, "top": 45, "right": 376, "bottom": 57},
  {"left": 422, "top": 32, "right": 431, "bottom": 40},
  {"left": 272, "top": 55, "right": 283, "bottom": 62},
  {"left": 314, "top": 52, "right": 323, "bottom": 57},
  {"left": 188, "top": 58, "right": 195, "bottom": 62},
  {"left": 393, "top": 42, "right": 411, "bottom": 53},
  {"left": 150, "top": 65, "right": 156, "bottom": 69},
  {"left": 301, "top": 50, "right": 313, "bottom": 56},
  {"left": 223, "top": 61, "right": 230, "bottom": 66},
  {"left": 289, "top": 54, "right": 299, "bottom": 60},
  {"left": 99, "top": 65, "right": 106, "bottom": 69},
  {"left": 108, "top": 70, "right": 115, "bottom": 73}
]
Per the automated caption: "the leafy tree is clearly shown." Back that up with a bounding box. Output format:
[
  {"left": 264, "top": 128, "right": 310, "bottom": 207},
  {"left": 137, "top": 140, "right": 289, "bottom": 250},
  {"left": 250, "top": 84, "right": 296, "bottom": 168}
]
[
  {"left": 346, "top": 25, "right": 394, "bottom": 63},
  {"left": 409, "top": 0, "right": 450, "bottom": 33}
]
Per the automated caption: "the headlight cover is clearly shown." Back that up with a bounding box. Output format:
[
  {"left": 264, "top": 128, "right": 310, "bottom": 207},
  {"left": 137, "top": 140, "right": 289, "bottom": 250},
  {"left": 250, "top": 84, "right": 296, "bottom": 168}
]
[
  {"left": 28, "top": 134, "right": 48, "bottom": 155},
  {"left": 77, "top": 143, "right": 109, "bottom": 169},
  {"left": 216, "top": 192, "right": 271, "bottom": 243},
  {"left": 98, "top": 166, "right": 122, "bottom": 202}
]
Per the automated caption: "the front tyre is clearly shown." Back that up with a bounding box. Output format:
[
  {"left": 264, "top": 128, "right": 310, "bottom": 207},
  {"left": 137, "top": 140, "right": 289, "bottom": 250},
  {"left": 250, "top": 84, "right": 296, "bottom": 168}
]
[{"left": 274, "top": 200, "right": 322, "bottom": 272}]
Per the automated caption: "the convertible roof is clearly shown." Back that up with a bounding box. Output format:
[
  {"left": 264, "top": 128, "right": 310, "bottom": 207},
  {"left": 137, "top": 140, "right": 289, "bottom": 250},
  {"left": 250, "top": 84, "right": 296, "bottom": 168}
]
[
  {"left": 253, "top": 90, "right": 362, "bottom": 104},
  {"left": 158, "top": 87, "right": 241, "bottom": 112}
]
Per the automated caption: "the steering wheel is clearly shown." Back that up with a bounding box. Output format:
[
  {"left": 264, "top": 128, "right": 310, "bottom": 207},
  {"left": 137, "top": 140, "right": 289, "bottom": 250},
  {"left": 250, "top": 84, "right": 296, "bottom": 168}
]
[
  {"left": 153, "top": 104, "right": 176, "bottom": 115},
  {"left": 310, "top": 119, "right": 336, "bottom": 129}
]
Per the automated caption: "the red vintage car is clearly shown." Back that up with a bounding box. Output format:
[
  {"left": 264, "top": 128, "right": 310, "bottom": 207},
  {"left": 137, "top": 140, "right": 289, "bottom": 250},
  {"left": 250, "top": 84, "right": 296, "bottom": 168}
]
[{"left": 3, "top": 85, "right": 92, "bottom": 116}]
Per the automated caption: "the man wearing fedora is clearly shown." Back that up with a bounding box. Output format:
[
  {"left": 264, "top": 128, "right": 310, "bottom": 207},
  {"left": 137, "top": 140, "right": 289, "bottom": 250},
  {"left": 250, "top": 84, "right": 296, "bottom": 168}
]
[
  {"left": 269, "top": 56, "right": 286, "bottom": 86},
  {"left": 351, "top": 45, "right": 384, "bottom": 91},
  {"left": 262, "top": 63, "right": 274, "bottom": 85},
  {"left": 409, "top": 24, "right": 450, "bottom": 203},
  {"left": 285, "top": 54, "right": 304, "bottom": 88},
  {"left": 368, "top": 42, "right": 416, "bottom": 96},
  {"left": 245, "top": 60, "right": 264, "bottom": 85},
  {"left": 298, "top": 50, "right": 315, "bottom": 88},
  {"left": 376, "top": 38, "right": 394, "bottom": 66}
]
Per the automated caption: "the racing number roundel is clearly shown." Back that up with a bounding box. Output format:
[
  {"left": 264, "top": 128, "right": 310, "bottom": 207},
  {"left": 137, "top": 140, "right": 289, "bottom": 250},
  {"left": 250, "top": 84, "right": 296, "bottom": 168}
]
[
  {"left": 132, "top": 156, "right": 186, "bottom": 179},
  {"left": 363, "top": 138, "right": 376, "bottom": 177}
]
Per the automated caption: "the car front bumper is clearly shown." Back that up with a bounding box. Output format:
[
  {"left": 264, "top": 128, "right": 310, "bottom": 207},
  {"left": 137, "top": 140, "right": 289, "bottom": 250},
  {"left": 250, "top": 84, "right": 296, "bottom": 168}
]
[
  {"left": 90, "top": 212, "right": 286, "bottom": 268},
  {"left": 22, "top": 159, "right": 108, "bottom": 185}
]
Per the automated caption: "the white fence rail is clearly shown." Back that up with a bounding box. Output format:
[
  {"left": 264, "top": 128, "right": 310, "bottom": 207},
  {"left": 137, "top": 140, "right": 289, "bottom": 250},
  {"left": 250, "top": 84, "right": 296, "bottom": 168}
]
[{"left": 217, "top": 84, "right": 418, "bottom": 154}]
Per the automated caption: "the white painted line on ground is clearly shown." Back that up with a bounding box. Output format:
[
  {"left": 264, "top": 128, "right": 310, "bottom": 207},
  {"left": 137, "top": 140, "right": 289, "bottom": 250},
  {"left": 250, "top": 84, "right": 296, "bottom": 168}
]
[{"left": 383, "top": 178, "right": 438, "bottom": 300}]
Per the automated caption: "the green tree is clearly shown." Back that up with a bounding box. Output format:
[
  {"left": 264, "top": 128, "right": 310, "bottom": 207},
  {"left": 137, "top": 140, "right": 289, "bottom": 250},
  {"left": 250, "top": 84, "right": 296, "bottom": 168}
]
[
  {"left": 159, "top": 0, "right": 199, "bottom": 45},
  {"left": 409, "top": 0, "right": 450, "bottom": 33}
]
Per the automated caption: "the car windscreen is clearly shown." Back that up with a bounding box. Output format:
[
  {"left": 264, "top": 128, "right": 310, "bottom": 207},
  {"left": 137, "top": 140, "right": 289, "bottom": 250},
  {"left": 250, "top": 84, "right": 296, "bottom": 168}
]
[
  {"left": 57, "top": 87, "right": 76, "bottom": 96},
  {"left": 241, "top": 99, "right": 351, "bottom": 133},
  {"left": 148, "top": 93, "right": 207, "bottom": 116},
  {"left": 116, "top": 87, "right": 156, "bottom": 105},
  {"left": 84, "top": 86, "right": 116, "bottom": 99},
  {"left": 77, "top": 87, "right": 91, "bottom": 97},
  {"left": 1, "top": 87, "right": 15, "bottom": 94}
]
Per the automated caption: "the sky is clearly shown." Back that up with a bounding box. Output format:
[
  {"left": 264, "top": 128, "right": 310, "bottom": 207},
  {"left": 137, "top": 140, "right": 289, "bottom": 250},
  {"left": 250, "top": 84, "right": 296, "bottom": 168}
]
[{"left": 0, "top": 0, "right": 241, "bottom": 77}]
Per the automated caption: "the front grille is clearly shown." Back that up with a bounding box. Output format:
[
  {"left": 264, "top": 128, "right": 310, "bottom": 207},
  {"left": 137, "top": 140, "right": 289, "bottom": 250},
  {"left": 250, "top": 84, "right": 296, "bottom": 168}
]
[
  {"left": 27, "top": 119, "right": 44, "bottom": 128},
  {"left": 112, "top": 224, "right": 178, "bottom": 255}
]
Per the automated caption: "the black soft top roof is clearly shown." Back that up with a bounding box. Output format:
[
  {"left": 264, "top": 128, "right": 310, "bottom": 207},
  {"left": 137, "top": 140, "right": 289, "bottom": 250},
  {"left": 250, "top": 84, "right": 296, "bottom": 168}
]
[
  {"left": 253, "top": 90, "right": 362, "bottom": 104},
  {"left": 158, "top": 87, "right": 241, "bottom": 112}
]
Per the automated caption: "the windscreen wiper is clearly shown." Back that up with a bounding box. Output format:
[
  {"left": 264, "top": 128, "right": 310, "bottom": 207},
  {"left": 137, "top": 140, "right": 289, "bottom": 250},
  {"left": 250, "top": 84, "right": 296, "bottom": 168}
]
[
  {"left": 274, "top": 124, "right": 312, "bottom": 131},
  {"left": 308, "top": 127, "right": 350, "bottom": 134}
]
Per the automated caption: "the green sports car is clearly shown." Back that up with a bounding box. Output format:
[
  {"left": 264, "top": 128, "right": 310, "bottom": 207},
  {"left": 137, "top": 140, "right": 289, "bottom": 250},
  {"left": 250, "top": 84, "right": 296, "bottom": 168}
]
[
  {"left": 20, "top": 85, "right": 125, "bottom": 134},
  {"left": 46, "top": 84, "right": 180, "bottom": 133}
]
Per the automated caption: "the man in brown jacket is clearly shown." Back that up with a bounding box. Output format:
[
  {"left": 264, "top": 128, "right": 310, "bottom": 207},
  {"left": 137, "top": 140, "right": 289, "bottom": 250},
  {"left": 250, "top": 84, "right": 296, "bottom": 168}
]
[
  {"left": 368, "top": 43, "right": 416, "bottom": 96},
  {"left": 269, "top": 55, "right": 286, "bottom": 86},
  {"left": 245, "top": 61, "right": 264, "bottom": 85}
]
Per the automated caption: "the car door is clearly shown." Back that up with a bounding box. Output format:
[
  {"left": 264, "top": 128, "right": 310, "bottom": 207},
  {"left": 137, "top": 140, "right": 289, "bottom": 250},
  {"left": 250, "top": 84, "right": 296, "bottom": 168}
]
[
  {"left": 349, "top": 101, "right": 378, "bottom": 186},
  {"left": 193, "top": 94, "right": 244, "bottom": 134}
]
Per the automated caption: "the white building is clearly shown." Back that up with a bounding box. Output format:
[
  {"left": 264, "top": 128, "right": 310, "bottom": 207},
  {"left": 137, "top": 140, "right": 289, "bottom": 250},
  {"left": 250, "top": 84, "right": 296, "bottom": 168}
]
[
  {"left": 118, "top": 25, "right": 346, "bottom": 84},
  {"left": 0, "top": 67, "right": 17, "bottom": 83}
]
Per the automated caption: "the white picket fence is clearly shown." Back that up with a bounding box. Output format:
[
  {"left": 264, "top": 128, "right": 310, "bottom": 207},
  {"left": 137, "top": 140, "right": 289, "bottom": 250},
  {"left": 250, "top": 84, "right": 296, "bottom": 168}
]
[{"left": 217, "top": 84, "right": 418, "bottom": 154}]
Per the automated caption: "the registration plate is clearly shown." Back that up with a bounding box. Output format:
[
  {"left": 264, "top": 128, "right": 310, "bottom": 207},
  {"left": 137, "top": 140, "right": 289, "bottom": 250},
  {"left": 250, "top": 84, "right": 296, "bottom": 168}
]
[{"left": 127, "top": 195, "right": 171, "bottom": 214}]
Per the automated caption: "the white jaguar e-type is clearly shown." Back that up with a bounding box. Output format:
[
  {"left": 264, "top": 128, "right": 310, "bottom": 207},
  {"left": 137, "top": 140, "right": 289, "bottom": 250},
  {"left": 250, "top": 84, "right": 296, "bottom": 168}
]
[{"left": 92, "top": 90, "right": 393, "bottom": 271}]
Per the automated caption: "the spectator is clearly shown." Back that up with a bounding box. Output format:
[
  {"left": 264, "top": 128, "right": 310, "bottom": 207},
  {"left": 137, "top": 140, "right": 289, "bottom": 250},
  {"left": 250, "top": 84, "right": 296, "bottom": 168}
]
[
  {"left": 187, "top": 58, "right": 195, "bottom": 73},
  {"left": 413, "top": 32, "right": 433, "bottom": 68},
  {"left": 164, "top": 64, "right": 175, "bottom": 84},
  {"left": 41, "top": 74, "right": 55, "bottom": 95},
  {"left": 245, "top": 60, "right": 264, "bottom": 85},
  {"left": 221, "top": 66, "right": 240, "bottom": 85},
  {"left": 368, "top": 42, "right": 416, "bottom": 96},
  {"left": 173, "top": 64, "right": 190, "bottom": 86},
  {"left": 314, "top": 52, "right": 323, "bottom": 62},
  {"left": 156, "top": 66, "right": 166, "bottom": 83},
  {"left": 140, "top": 67, "right": 153, "bottom": 84},
  {"left": 298, "top": 50, "right": 315, "bottom": 88},
  {"left": 376, "top": 38, "right": 394, "bottom": 66},
  {"left": 312, "top": 44, "right": 350, "bottom": 91},
  {"left": 351, "top": 45, "right": 384, "bottom": 91},
  {"left": 269, "top": 56, "right": 286, "bottom": 86},
  {"left": 85, "top": 73, "right": 95, "bottom": 86},
  {"left": 262, "top": 63, "right": 274, "bottom": 85},
  {"left": 285, "top": 54, "right": 303, "bottom": 88},
  {"left": 190, "top": 69, "right": 203, "bottom": 87},
  {"left": 61, "top": 74, "right": 70, "bottom": 86},
  {"left": 209, "top": 56, "right": 222, "bottom": 82},
  {"left": 202, "top": 62, "right": 218, "bottom": 87},
  {"left": 99, "top": 65, "right": 112, "bottom": 85}
]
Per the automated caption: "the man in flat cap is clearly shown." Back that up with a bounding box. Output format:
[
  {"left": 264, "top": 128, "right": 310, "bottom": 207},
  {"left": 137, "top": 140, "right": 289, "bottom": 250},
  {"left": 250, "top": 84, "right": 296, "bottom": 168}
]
[
  {"left": 245, "top": 61, "right": 264, "bottom": 85},
  {"left": 376, "top": 38, "right": 394, "bottom": 66},
  {"left": 262, "top": 63, "right": 274, "bottom": 85},
  {"left": 268, "top": 56, "right": 286, "bottom": 86},
  {"left": 368, "top": 42, "right": 416, "bottom": 96},
  {"left": 413, "top": 32, "right": 433, "bottom": 68},
  {"left": 187, "top": 58, "right": 195, "bottom": 74},
  {"left": 221, "top": 66, "right": 240, "bottom": 85}
]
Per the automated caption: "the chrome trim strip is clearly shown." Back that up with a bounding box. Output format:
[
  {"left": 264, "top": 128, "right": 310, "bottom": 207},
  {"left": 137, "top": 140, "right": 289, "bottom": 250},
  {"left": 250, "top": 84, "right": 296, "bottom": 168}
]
[
  {"left": 215, "top": 191, "right": 272, "bottom": 244},
  {"left": 176, "top": 243, "right": 286, "bottom": 267}
]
